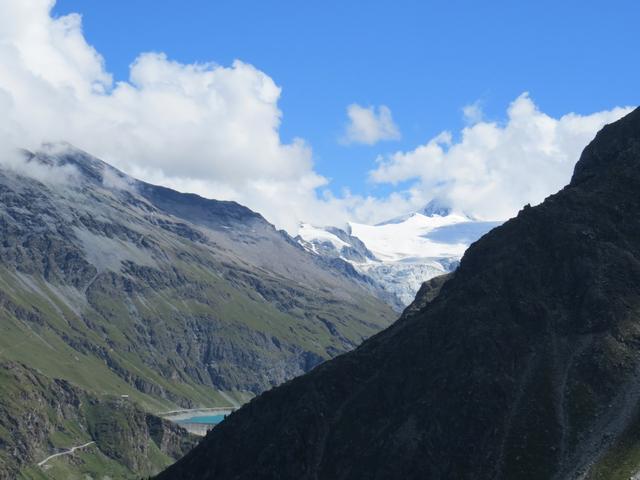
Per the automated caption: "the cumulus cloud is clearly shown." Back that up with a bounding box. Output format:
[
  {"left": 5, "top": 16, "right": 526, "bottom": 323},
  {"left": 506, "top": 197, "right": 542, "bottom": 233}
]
[
  {"left": 370, "top": 93, "right": 632, "bottom": 220},
  {"left": 0, "top": 0, "right": 331, "bottom": 231},
  {"left": 0, "top": 1, "right": 632, "bottom": 232},
  {"left": 341, "top": 104, "right": 401, "bottom": 145}
]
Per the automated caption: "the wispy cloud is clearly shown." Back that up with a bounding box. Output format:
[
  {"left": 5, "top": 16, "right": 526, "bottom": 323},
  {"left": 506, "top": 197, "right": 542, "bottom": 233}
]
[
  {"left": 341, "top": 104, "right": 401, "bottom": 145},
  {"left": 462, "top": 100, "right": 484, "bottom": 125}
]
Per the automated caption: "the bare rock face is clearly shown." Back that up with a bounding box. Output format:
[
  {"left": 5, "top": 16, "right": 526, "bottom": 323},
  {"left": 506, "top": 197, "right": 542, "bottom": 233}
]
[
  {"left": 157, "top": 108, "right": 640, "bottom": 480},
  {"left": 0, "top": 146, "right": 396, "bottom": 478},
  {"left": 398, "top": 271, "right": 453, "bottom": 319},
  {"left": 0, "top": 145, "right": 395, "bottom": 401}
]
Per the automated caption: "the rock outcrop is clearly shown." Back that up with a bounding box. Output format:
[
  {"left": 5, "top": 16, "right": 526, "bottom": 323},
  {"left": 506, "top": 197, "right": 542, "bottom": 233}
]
[{"left": 0, "top": 361, "right": 198, "bottom": 479}]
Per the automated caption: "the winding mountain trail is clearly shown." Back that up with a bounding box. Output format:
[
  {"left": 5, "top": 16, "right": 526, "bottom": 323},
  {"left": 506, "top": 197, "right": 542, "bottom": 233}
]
[
  {"left": 82, "top": 272, "right": 100, "bottom": 295},
  {"left": 37, "top": 441, "right": 95, "bottom": 467}
]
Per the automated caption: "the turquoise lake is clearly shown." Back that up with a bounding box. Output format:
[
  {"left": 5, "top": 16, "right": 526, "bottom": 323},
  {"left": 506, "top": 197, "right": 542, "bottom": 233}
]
[{"left": 178, "top": 415, "right": 226, "bottom": 425}]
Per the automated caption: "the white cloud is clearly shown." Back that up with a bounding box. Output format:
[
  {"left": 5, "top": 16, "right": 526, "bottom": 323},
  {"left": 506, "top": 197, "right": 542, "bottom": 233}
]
[
  {"left": 0, "top": 1, "right": 632, "bottom": 233},
  {"left": 0, "top": 0, "right": 330, "bottom": 231},
  {"left": 0, "top": 144, "right": 81, "bottom": 186},
  {"left": 341, "top": 104, "right": 401, "bottom": 145},
  {"left": 462, "top": 101, "right": 483, "bottom": 125},
  {"left": 370, "top": 93, "right": 632, "bottom": 220}
]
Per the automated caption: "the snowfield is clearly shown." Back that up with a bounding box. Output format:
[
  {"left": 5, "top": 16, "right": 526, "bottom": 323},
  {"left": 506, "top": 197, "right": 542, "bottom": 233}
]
[
  {"left": 350, "top": 212, "right": 470, "bottom": 261},
  {"left": 297, "top": 209, "right": 501, "bottom": 307},
  {"left": 298, "top": 223, "right": 350, "bottom": 253}
]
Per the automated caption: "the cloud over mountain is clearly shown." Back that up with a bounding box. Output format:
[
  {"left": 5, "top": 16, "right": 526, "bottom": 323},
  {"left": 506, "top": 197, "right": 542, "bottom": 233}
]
[
  {"left": 0, "top": 1, "right": 632, "bottom": 230},
  {"left": 371, "top": 94, "right": 632, "bottom": 220},
  {"left": 0, "top": 0, "right": 331, "bottom": 231}
]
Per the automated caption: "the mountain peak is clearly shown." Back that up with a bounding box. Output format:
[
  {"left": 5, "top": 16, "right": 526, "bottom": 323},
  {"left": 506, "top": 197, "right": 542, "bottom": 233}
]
[
  {"left": 421, "top": 198, "right": 452, "bottom": 217},
  {"left": 22, "top": 143, "right": 122, "bottom": 186},
  {"left": 571, "top": 106, "right": 640, "bottom": 186}
]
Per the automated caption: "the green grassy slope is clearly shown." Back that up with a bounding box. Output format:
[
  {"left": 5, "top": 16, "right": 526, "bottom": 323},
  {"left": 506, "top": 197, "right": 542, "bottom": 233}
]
[
  {"left": 0, "top": 361, "right": 199, "bottom": 480},
  {"left": 0, "top": 147, "right": 396, "bottom": 477}
]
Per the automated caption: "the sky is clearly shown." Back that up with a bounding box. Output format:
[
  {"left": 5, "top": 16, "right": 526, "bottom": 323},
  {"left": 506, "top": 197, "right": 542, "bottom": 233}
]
[{"left": 0, "top": 0, "right": 637, "bottom": 231}]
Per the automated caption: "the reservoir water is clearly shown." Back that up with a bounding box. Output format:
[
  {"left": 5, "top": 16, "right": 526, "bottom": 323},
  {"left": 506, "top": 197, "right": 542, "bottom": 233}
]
[
  {"left": 161, "top": 408, "right": 236, "bottom": 436},
  {"left": 178, "top": 414, "right": 226, "bottom": 425}
]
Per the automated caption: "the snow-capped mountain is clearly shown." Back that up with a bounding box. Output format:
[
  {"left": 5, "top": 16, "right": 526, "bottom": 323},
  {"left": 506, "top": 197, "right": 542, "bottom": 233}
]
[{"left": 297, "top": 202, "right": 501, "bottom": 307}]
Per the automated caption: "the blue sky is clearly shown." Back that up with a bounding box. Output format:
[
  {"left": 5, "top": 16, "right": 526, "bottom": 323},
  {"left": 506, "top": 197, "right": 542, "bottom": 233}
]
[
  {"left": 0, "top": 1, "right": 634, "bottom": 230},
  {"left": 51, "top": 0, "right": 638, "bottom": 199}
]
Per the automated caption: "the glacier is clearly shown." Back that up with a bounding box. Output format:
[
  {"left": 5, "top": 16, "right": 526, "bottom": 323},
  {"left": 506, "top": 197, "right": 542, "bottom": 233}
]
[{"left": 297, "top": 207, "right": 501, "bottom": 307}]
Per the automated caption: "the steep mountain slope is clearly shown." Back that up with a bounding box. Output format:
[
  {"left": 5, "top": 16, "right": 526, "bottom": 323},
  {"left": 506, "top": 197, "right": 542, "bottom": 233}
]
[
  {"left": 0, "top": 361, "right": 197, "bottom": 480},
  {"left": 297, "top": 205, "right": 499, "bottom": 306},
  {"left": 157, "top": 107, "right": 640, "bottom": 480},
  {"left": 0, "top": 145, "right": 395, "bottom": 477}
]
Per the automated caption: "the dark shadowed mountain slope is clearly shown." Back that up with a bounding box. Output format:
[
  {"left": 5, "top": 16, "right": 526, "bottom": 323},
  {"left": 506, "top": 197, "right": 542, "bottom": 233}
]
[
  {"left": 157, "top": 108, "right": 640, "bottom": 480},
  {"left": 0, "top": 145, "right": 396, "bottom": 478}
]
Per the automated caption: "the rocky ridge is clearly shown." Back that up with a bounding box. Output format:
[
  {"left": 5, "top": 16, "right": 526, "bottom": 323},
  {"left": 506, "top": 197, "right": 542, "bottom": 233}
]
[{"left": 157, "top": 107, "right": 640, "bottom": 480}]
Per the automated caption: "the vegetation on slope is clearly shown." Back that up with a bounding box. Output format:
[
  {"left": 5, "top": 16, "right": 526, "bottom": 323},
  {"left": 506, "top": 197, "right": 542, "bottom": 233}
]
[
  {"left": 0, "top": 147, "right": 396, "bottom": 477},
  {"left": 0, "top": 361, "right": 198, "bottom": 479}
]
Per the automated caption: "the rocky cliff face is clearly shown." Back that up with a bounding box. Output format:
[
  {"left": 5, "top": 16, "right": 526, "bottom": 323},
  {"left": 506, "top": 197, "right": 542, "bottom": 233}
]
[
  {"left": 0, "top": 146, "right": 394, "bottom": 403},
  {"left": 157, "top": 107, "right": 640, "bottom": 480},
  {"left": 0, "top": 146, "right": 395, "bottom": 477},
  {"left": 0, "top": 361, "right": 197, "bottom": 479}
]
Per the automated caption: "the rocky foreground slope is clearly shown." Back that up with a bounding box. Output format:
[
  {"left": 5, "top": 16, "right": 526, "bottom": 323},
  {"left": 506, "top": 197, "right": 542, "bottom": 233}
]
[
  {"left": 0, "top": 145, "right": 395, "bottom": 478},
  {"left": 157, "top": 108, "right": 640, "bottom": 480}
]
